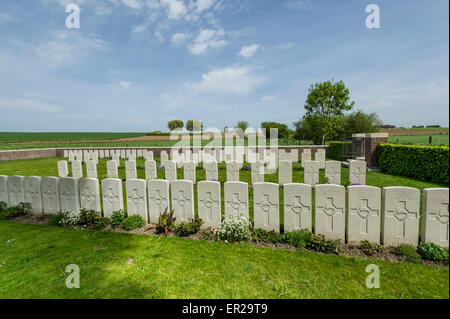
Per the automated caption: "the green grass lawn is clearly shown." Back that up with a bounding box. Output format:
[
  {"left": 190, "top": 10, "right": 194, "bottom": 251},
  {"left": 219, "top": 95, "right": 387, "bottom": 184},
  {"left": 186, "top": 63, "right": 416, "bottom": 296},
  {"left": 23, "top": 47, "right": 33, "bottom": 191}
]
[
  {"left": 0, "top": 221, "right": 447, "bottom": 299},
  {"left": 388, "top": 134, "right": 449, "bottom": 146}
]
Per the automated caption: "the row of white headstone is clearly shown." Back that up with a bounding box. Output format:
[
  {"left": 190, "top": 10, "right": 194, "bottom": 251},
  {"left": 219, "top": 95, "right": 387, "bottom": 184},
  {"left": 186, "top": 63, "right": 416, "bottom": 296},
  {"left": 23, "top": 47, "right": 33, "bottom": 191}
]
[
  {"left": 58, "top": 158, "right": 366, "bottom": 187},
  {"left": 64, "top": 148, "right": 326, "bottom": 166},
  {"left": 0, "top": 174, "right": 448, "bottom": 247}
]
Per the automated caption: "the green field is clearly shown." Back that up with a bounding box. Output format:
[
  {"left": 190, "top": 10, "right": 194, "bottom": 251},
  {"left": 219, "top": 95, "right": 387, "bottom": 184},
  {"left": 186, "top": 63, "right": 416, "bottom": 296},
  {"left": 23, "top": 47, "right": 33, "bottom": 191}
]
[
  {"left": 388, "top": 134, "right": 449, "bottom": 146},
  {"left": 0, "top": 221, "right": 447, "bottom": 299}
]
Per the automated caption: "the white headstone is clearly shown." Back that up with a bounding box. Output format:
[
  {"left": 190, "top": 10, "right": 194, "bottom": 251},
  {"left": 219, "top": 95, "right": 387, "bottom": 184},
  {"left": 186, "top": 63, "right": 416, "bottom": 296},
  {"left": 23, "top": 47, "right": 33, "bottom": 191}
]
[
  {"left": 171, "top": 180, "right": 194, "bottom": 223},
  {"left": 7, "top": 176, "right": 25, "bottom": 207},
  {"left": 284, "top": 183, "right": 312, "bottom": 232},
  {"left": 165, "top": 160, "right": 177, "bottom": 182},
  {"left": 68, "top": 152, "right": 75, "bottom": 162},
  {"left": 278, "top": 160, "right": 292, "bottom": 186},
  {"left": 253, "top": 182, "right": 279, "bottom": 232},
  {"left": 58, "top": 160, "right": 69, "bottom": 178},
  {"left": 59, "top": 177, "right": 80, "bottom": 213},
  {"left": 107, "top": 160, "right": 119, "bottom": 178},
  {"left": 105, "top": 149, "right": 110, "bottom": 158},
  {"left": 86, "top": 161, "right": 98, "bottom": 178},
  {"left": 315, "top": 150, "right": 326, "bottom": 169},
  {"left": 99, "top": 149, "right": 105, "bottom": 159},
  {"left": 301, "top": 150, "right": 311, "bottom": 168},
  {"left": 101, "top": 178, "right": 124, "bottom": 218},
  {"left": 64, "top": 150, "right": 68, "bottom": 158},
  {"left": 148, "top": 179, "right": 170, "bottom": 224},
  {"left": 145, "top": 160, "right": 157, "bottom": 181},
  {"left": 422, "top": 188, "right": 449, "bottom": 247},
  {"left": 0, "top": 175, "right": 9, "bottom": 206},
  {"left": 79, "top": 178, "right": 101, "bottom": 212},
  {"left": 126, "top": 179, "right": 148, "bottom": 223},
  {"left": 112, "top": 154, "right": 120, "bottom": 167},
  {"left": 349, "top": 160, "right": 366, "bottom": 185},
  {"left": 137, "top": 149, "right": 143, "bottom": 158},
  {"left": 41, "top": 177, "right": 60, "bottom": 215},
  {"left": 160, "top": 151, "right": 168, "bottom": 166},
  {"left": 120, "top": 149, "right": 126, "bottom": 158},
  {"left": 183, "top": 162, "right": 196, "bottom": 184},
  {"left": 315, "top": 184, "right": 346, "bottom": 241},
  {"left": 71, "top": 160, "right": 83, "bottom": 179},
  {"left": 198, "top": 181, "right": 221, "bottom": 228},
  {"left": 251, "top": 161, "right": 264, "bottom": 185},
  {"left": 125, "top": 160, "right": 137, "bottom": 180},
  {"left": 304, "top": 161, "right": 320, "bottom": 185},
  {"left": 226, "top": 162, "right": 240, "bottom": 182},
  {"left": 224, "top": 181, "right": 249, "bottom": 219},
  {"left": 325, "top": 161, "right": 341, "bottom": 185},
  {"left": 205, "top": 161, "right": 218, "bottom": 181},
  {"left": 24, "top": 176, "right": 43, "bottom": 215},
  {"left": 147, "top": 151, "right": 154, "bottom": 161},
  {"left": 347, "top": 185, "right": 381, "bottom": 244},
  {"left": 382, "top": 187, "right": 420, "bottom": 246},
  {"left": 291, "top": 149, "right": 299, "bottom": 163}
]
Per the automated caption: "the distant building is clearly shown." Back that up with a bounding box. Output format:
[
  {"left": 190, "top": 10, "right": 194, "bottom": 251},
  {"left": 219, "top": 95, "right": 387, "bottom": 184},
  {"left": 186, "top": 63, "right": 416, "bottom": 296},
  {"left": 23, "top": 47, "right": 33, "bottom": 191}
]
[{"left": 380, "top": 125, "right": 396, "bottom": 129}]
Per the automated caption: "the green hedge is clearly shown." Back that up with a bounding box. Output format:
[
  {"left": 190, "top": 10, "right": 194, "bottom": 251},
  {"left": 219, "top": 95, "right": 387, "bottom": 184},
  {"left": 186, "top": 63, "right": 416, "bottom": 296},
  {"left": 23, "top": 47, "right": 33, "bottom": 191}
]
[
  {"left": 327, "top": 141, "right": 352, "bottom": 161},
  {"left": 377, "top": 144, "right": 449, "bottom": 184}
]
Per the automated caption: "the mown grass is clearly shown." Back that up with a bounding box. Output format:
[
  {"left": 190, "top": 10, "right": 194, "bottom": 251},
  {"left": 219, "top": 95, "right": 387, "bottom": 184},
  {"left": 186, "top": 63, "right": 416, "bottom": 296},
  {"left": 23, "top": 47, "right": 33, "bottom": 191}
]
[
  {"left": 388, "top": 134, "right": 449, "bottom": 146},
  {"left": 0, "top": 222, "right": 448, "bottom": 299}
]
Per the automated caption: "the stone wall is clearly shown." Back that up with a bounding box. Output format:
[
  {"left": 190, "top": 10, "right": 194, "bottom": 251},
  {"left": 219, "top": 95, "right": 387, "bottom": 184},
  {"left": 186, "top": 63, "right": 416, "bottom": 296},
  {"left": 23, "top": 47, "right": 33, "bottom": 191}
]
[{"left": 0, "top": 148, "right": 58, "bottom": 162}]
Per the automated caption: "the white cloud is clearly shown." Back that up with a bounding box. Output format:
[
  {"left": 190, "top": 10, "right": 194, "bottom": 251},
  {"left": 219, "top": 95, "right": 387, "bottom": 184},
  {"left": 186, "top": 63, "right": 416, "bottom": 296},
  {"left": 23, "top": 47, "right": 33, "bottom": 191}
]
[
  {"left": 29, "top": 31, "right": 110, "bottom": 64},
  {"left": 122, "top": 0, "right": 145, "bottom": 9},
  {"left": 188, "top": 29, "right": 227, "bottom": 55},
  {"left": 277, "top": 42, "right": 296, "bottom": 50},
  {"left": 190, "top": 65, "right": 264, "bottom": 94},
  {"left": 118, "top": 81, "right": 132, "bottom": 88},
  {"left": 261, "top": 96, "right": 275, "bottom": 102},
  {"left": 238, "top": 44, "right": 260, "bottom": 58},
  {"left": 160, "top": 0, "right": 188, "bottom": 20},
  {"left": 0, "top": 12, "right": 14, "bottom": 24},
  {"left": 171, "top": 32, "right": 189, "bottom": 44},
  {"left": 283, "top": 0, "right": 313, "bottom": 10},
  {"left": 195, "top": 0, "right": 216, "bottom": 13},
  {"left": 0, "top": 96, "right": 64, "bottom": 113}
]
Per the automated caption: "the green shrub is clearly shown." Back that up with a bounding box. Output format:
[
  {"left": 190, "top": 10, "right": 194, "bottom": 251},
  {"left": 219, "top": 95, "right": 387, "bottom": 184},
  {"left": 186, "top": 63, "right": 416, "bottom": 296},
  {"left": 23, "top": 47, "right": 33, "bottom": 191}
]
[
  {"left": 155, "top": 208, "right": 176, "bottom": 236},
  {"left": 327, "top": 141, "right": 351, "bottom": 161},
  {"left": 48, "top": 212, "right": 65, "bottom": 226},
  {"left": 417, "top": 242, "right": 449, "bottom": 263},
  {"left": 79, "top": 209, "right": 102, "bottom": 227},
  {"left": 216, "top": 215, "right": 252, "bottom": 243},
  {"left": 94, "top": 217, "right": 110, "bottom": 231},
  {"left": 173, "top": 217, "right": 203, "bottom": 237},
  {"left": 200, "top": 229, "right": 215, "bottom": 241},
  {"left": 280, "top": 230, "right": 311, "bottom": 250},
  {"left": 111, "top": 210, "right": 127, "bottom": 228},
  {"left": 305, "top": 232, "right": 341, "bottom": 254},
  {"left": 0, "top": 202, "right": 31, "bottom": 220},
  {"left": 360, "top": 240, "right": 384, "bottom": 256},
  {"left": 122, "top": 215, "right": 145, "bottom": 231},
  {"left": 377, "top": 144, "right": 449, "bottom": 184},
  {"left": 252, "top": 228, "right": 283, "bottom": 244},
  {"left": 392, "top": 244, "right": 421, "bottom": 263}
]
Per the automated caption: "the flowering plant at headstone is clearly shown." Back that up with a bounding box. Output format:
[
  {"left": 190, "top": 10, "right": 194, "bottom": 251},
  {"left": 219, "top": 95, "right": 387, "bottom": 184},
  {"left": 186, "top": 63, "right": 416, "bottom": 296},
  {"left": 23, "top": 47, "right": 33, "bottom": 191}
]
[
  {"left": 58, "top": 211, "right": 80, "bottom": 228},
  {"left": 215, "top": 214, "right": 252, "bottom": 243}
]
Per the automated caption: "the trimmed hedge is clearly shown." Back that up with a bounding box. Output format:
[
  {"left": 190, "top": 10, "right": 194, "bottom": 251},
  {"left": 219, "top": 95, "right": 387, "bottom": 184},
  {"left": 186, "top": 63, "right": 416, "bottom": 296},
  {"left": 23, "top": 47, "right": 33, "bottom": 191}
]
[
  {"left": 377, "top": 144, "right": 449, "bottom": 184},
  {"left": 327, "top": 141, "right": 352, "bottom": 161}
]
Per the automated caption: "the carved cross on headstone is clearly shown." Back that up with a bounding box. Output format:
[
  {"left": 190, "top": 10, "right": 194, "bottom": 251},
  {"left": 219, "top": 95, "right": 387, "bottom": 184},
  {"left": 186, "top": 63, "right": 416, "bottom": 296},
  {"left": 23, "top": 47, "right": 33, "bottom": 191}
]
[
  {"left": 226, "top": 192, "right": 247, "bottom": 215},
  {"left": 429, "top": 202, "right": 449, "bottom": 241},
  {"left": 149, "top": 189, "right": 167, "bottom": 214},
  {"left": 255, "top": 194, "right": 278, "bottom": 227},
  {"left": 103, "top": 187, "right": 119, "bottom": 203},
  {"left": 200, "top": 192, "right": 219, "bottom": 221},
  {"left": 286, "top": 195, "right": 310, "bottom": 229},
  {"left": 175, "top": 190, "right": 191, "bottom": 219},
  {"left": 81, "top": 187, "right": 95, "bottom": 203},
  {"left": 128, "top": 188, "right": 144, "bottom": 205},
  {"left": 317, "top": 197, "right": 344, "bottom": 232},
  {"left": 350, "top": 199, "right": 379, "bottom": 234},
  {"left": 387, "top": 201, "right": 418, "bottom": 238}
]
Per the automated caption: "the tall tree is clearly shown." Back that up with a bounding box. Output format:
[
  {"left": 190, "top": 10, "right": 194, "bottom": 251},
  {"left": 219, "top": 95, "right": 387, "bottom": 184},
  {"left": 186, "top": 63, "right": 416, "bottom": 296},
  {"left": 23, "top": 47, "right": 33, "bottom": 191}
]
[
  {"left": 186, "top": 120, "right": 203, "bottom": 132},
  {"left": 167, "top": 120, "right": 184, "bottom": 131},
  {"left": 304, "top": 80, "right": 354, "bottom": 142}
]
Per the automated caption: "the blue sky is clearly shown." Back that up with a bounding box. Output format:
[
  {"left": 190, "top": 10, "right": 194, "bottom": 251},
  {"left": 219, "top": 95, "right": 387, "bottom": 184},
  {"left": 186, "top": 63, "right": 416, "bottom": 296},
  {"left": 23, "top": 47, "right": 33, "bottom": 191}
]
[{"left": 0, "top": 0, "right": 448, "bottom": 132}]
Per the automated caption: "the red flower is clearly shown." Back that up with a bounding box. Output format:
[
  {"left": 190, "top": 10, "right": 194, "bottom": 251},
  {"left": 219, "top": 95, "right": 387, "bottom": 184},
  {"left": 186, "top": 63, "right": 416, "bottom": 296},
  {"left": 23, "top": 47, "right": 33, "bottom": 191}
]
[{"left": 233, "top": 241, "right": 238, "bottom": 245}]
